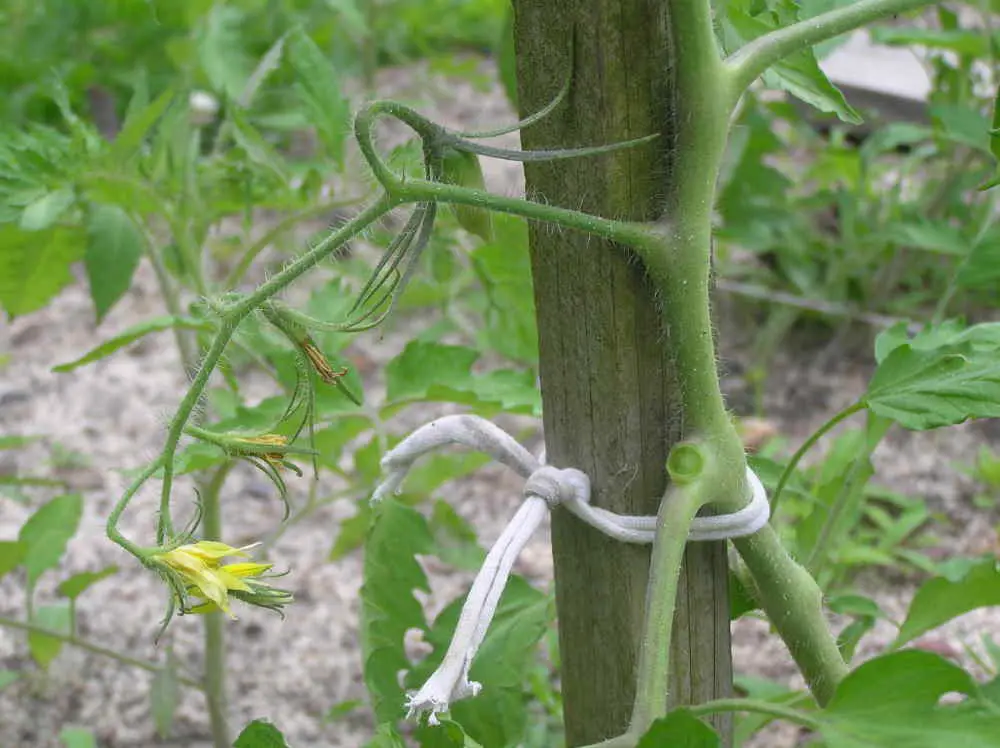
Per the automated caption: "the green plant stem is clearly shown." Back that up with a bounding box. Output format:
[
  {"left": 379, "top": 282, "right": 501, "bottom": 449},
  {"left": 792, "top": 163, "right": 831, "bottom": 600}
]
[
  {"left": 687, "top": 697, "right": 821, "bottom": 730},
  {"left": 107, "top": 456, "right": 164, "bottom": 556},
  {"left": 223, "top": 197, "right": 367, "bottom": 289},
  {"left": 0, "top": 615, "right": 204, "bottom": 691},
  {"left": 402, "top": 179, "right": 652, "bottom": 247},
  {"left": 770, "top": 402, "right": 865, "bottom": 515},
  {"left": 134, "top": 216, "right": 200, "bottom": 371},
  {"left": 733, "top": 525, "right": 848, "bottom": 705},
  {"left": 630, "top": 480, "right": 712, "bottom": 733},
  {"left": 152, "top": 197, "right": 395, "bottom": 545},
  {"left": 200, "top": 463, "right": 230, "bottom": 748},
  {"left": 724, "top": 0, "right": 938, "bottom": 99},
  {"left": 353, "top": 101, "right": 656, "bottom": 249}
]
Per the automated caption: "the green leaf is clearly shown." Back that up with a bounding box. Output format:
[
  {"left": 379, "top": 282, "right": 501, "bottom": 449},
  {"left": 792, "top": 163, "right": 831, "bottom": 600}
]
[
  {"left": 367, "top": 724, "right": 407, "bottom": 747},
  {"left": 385, "top": 341, "right": 479, "bottom": 403},
  {"left": 20, "top": 187, "right": 76, "bottom": 231},
  {"left": 873, "top": 320, "right": 1000, "bottom": 364},
  {"left": 59, "top": 727, "right": 97, "bottom": 748},
  {"left": 286, "top": 28, "right": 349, "bottom": 165},
  {"left": 19, "top": 494, "right": 83, "bottom": 585},
  {"left": 407, "top": 576, "right": 553, "bottom": 748},
  {"left": 312, "top": 417, "right": 372, "bottom": 471},
  {"left": 829, "top": 594, "right": 883, "bottom": 662},
  {"left": 0, "top": 541, "right": 26, "bottom": 580},
  {"left": 151, "top": 650, "right": 180, "bottom": 739},
  {"left": 820, "top": 651, "right": 1000, "bottom": 747},
  {"left": 440, "top": 148, "right": 493, "bottom": 241},
  {"left": 53, "top": 315, "right": 213, "bottom": 372},
  {"left": 230, "top": 109, "right": 289, "bottom": 182},
  {"left": 197, "top": 5, "right": 254, "bottom": 100},
  {"left": 109, "top": 87, "right": 175, "bottom": 165},
  {"left": 323, "top": 699, "right": 363, "bottom": 723},
  {"left": 361, "top": 500, "right": 434, "bottom": 722},
  {"left": 894, "top": 559, "right": 1000, "bottom": 649},
  {"left": 329, "top": 502, "right": 373, "bottom": 560},
  {"left": 56, "top": 566, "right": 118, "bottom": 600},
  {"left": 233, "top": 719, "right": 291, "bottom": 748},
  {"left": 84, "top": 204, "right": 145, "bottom": 322},
  {"left": 637, "top": 709, "right": 721, "bottom": 747},
  {"left": 871, "top": 27, "right": 994, "bottom": 58},
  {"left": 831, "top": 650, "right": 976, "bottom": 711},
  {"left": 959, "top": 228, "right": 1000, "bottom": 290},
  {"left": 416, "top": 718, "right": 484, "bottom": 747},
  {"left": 384, "top": 341, "right": 540, "bottom": 415},
  {"left": 0, "top": 670, "right": 19, "bottom": 690},
  {"left": 723, "top": 2, "right": 861, "bottom": 124},
  {"left": 864, "top": 344, "right": 1000, "bottom": 430},
  {"left": 238, "top": 34, "right": 289, "bottom": 109},
  {"left": 430, "top": 499, "right": 485, "bottom": 571},
  {"left": 471, "top": 215, "right": 537, "bottom": 364},
  {"left": 0, "top": 225, "right": 84, "bottom": 318},
  {"left": 29, "top": 602, "right": 72, "bottom": 668},
  {"left": 931, "top": 104, "right": 992, "bottom": 154},
  {"left": 883, "top": 221, "right": 971, "bottom": 256}
]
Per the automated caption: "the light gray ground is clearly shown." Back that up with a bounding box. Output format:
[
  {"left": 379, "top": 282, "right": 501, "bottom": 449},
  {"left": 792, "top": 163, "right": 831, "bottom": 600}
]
[{"left": 1, "top": 59, "right": 998, "bottom": 748}]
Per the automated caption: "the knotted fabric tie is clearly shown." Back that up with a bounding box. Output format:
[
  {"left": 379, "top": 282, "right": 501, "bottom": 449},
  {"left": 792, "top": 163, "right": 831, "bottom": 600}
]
[{"left": 370, "top": 414, "right": 770, "bottom": 724}]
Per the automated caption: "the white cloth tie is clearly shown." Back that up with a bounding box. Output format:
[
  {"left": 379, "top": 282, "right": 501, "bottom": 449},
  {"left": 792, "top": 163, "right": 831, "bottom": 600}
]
[{"left": 370, "top": 414, "right": 770, "bottom": 724}]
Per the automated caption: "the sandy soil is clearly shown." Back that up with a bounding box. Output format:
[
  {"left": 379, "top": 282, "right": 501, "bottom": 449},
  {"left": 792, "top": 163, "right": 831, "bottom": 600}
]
[{"left": 1, "top": 59, "right": 998, "bottom": 748}]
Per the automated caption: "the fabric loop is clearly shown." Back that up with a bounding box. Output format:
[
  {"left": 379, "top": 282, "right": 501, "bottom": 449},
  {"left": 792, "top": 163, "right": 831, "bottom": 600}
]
[
  {"left": 523, "top": 465, "right": 590, "bottom": 509},
  {"left": 370, "top": 414, "right": 772, "bottom": 725}
]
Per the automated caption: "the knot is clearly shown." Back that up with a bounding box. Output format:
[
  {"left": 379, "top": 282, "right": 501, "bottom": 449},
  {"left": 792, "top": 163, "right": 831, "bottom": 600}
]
[{"left": 523, "top": 466, "right": 590, "bottom": 509}]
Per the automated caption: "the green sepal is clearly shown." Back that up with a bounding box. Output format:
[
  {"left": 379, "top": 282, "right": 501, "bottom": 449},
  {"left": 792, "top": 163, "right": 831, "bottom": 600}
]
[{"left": 440, "top": 148, "right": 494, "bottom": 242}]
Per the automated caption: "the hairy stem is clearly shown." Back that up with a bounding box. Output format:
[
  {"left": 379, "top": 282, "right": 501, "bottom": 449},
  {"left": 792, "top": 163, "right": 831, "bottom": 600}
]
[
  {"left": 733, "top": 525, "right": 848, "bottom": 705},
  {"left": 770, "top": 401, "right": 865, "bottom": 515},
  {"left": 200, "top": 465, "right": 230, "bottom": 748},
  {"left": 0, "top": 616, "right": 204, "bottom": 691},
  {"left": 724, "top": 0, "right": 938, "bottom": 100},
  {"left": 224, "top": 197, "right": 367, "bottom": 289},
  {"left": 152, "top": 198, "right": 394, "bottom": 545}
]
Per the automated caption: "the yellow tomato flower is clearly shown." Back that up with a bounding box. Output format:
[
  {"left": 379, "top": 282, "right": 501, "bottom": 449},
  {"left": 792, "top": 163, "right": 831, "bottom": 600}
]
[{"left": 152, "top": 541, "right": 291, "bottom": 619}]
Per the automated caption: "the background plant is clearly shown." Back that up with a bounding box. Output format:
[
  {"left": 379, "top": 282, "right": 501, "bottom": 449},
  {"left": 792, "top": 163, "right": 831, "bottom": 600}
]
[{"left": 2, "top": 1, "right": 1000, "bottom": 748}]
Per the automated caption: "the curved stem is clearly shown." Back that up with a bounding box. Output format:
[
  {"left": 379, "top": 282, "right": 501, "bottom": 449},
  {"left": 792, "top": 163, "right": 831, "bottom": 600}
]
[
  {"left": 353, "top": 100, "right": 659, "bottom": 249},
  {"left": 223, "top": 197, "right": 368, "bottom": 290},
  {"left": 770, "top": 401, "right": 865, "bottom": 515},
  {"left": 107, "top": 456, "right": 164, "bottom": 556},
  {"left": 724, "top": 0, "right": 937, "bottom": 102},
  {"left": 688, "top": 697, "right": 821, "bottom": 731},
  {"left": 0, "top": 615, "right": 204, "bottom": 691},
  {"left": 152, "top": 198, "right": 395, "bottom": 544},
  {"left": 732, "top": 525, "right": 848, "bottom": 705}
]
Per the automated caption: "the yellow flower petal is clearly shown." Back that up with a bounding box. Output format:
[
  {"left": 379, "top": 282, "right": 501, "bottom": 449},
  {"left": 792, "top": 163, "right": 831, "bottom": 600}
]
[
  {"left": 215, "top": 569, "right": 253, "bottom": 593},
  {"left": 219, "top": 562, "right": 273, "bottom": 578},
  {"left": 182, "top": 541, "right": 257, "bottom": 562}
]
